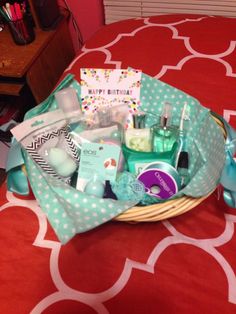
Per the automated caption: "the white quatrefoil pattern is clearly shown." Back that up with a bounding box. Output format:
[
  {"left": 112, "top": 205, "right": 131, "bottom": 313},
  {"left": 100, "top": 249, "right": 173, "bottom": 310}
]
[{"left": 1, "top": 14, "right": 236, "bottom": 314}]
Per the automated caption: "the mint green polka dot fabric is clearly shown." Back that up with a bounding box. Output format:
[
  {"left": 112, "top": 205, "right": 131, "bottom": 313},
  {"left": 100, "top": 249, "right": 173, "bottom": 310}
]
[
  {"left": 23, "top": 73, "right": 226, "bottom": 243},
  {"left": 23, "top": 152, "right": 135, "bottom": 244}
]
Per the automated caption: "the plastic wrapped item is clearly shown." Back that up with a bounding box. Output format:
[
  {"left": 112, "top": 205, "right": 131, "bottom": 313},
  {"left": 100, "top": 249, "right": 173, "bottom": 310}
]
[
  {"left": 72, "top": 104, "right": 129, "bottom": 142},
  {"left": 54, "top": 87, "right": 82, "bottom": 120},
  {"left": 68, "top": 105, "right": 128, "bottom": 170},
  {"left": 11, "top": 110, "right": 79, "bottom": 183},
  {"left": 45, "top": 145, "right": 77, "bottom": 178}
]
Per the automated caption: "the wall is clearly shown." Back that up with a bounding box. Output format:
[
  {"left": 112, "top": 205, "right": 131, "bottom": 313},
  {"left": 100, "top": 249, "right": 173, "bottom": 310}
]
[{"left": 58, "top": 0, "right": 105, "bottom": 53}]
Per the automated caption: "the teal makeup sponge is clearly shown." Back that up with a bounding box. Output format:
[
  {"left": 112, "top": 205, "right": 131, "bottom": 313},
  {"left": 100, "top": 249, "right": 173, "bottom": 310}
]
[
  {"left": 48, "top": 147, "right": 68, "bottom": 167},
  {"left": 48, "top": 147, "right": 77, "bottom": 177},
  {"left": 57, "top": 158, "right": 77, "bottom": 177}
]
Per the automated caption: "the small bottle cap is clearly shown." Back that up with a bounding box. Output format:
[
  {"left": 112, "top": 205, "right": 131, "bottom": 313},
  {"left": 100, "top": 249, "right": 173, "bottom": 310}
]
[
  {"left": 132, "top": 113, "right": 146, "bottom": 129},
  {"left": 55, "top": 87, "right": 82, "bottom": 114},
  {"left": 160, "top": 102, "right": 172, "bottom": 128},
  {"left": 177, "top": 151, "right": 189, "bottom": 169},
  {"left": 103, "top": 180, "right": 117, "bottom": 199}
]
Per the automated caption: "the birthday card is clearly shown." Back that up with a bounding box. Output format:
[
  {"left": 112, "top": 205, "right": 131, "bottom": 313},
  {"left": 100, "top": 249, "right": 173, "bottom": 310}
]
[{"left": 80, "top": 68, "right": 142, "bottom": 113}]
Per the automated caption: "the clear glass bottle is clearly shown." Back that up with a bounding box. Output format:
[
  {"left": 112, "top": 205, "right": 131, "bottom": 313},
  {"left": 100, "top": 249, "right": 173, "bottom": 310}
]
[
  {"left": 125, "top": 112, "right": 152, "bottom": 152},
  {"left": 151, "top": 102, "right": 179, "bottom": 153}
]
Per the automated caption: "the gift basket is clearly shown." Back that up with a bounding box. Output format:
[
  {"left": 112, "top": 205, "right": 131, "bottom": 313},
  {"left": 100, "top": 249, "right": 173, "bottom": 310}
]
[{"left": 7, "top": 70, "right": 236, "bottom": 244}]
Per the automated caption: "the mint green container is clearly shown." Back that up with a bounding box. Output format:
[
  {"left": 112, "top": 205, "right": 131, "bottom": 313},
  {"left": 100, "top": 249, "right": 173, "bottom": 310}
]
[{"left": 122, "top": 142, "right": 178, "bottom": 175}]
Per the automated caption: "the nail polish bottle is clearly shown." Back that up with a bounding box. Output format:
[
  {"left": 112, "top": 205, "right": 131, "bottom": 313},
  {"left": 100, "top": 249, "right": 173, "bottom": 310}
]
[
  {"left": 103, "top": 180, "right": 117, "bottom": 199},
  {"left": 151, "top": 102, "right": 179, "bottom": 153},
  {"left": 175, "top": 102, "right": 190, "bottom": 188},
  {"left": 177, "top": 151, "right": 189, "bottom": 188},
  {"left": 125, "top": 112, "right": 152, "bottom": 152}
]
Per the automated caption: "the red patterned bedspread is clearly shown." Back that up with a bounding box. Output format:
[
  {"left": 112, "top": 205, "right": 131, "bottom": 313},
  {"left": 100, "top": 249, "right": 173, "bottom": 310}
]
[{"left": 1, "top": 14, "right": 236, "bottom": 313}]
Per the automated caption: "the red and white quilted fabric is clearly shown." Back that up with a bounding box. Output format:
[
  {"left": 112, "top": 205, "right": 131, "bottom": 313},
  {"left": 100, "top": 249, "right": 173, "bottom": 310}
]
[{"left": 1, "top": 14, "right": 236, "bottom": 313}]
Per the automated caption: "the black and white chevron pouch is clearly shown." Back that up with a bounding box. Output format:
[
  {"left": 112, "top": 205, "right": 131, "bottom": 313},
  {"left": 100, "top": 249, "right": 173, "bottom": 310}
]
[{"left": 11, "top": 110, "right": 80, "bottom": 183}]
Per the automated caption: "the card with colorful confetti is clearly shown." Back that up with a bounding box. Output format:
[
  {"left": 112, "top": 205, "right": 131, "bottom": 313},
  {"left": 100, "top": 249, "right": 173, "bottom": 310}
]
[{"left": 80, "top": 68, "right": 142, "bottom": 113}]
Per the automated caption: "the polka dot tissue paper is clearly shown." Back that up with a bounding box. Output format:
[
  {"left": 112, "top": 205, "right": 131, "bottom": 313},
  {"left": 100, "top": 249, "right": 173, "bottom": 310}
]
[{"left": 20, "top": 72, "right": 226, "bottom": 244}]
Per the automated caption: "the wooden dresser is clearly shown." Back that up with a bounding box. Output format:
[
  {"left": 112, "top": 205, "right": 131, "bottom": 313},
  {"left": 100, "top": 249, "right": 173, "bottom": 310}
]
[{"left": 0, "top": 14, "right": 75, "bottom": 108}]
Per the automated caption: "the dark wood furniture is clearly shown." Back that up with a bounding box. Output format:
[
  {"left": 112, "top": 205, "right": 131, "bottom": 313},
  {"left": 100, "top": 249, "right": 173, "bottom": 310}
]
[{"left": 0, "top": 14, "right": 75, "bottom": 106}]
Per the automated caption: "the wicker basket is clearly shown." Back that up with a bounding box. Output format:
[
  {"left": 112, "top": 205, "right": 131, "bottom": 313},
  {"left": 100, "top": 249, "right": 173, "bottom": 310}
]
[{"left": 115, "top": 114, "right": 226, "bottom": 222}]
